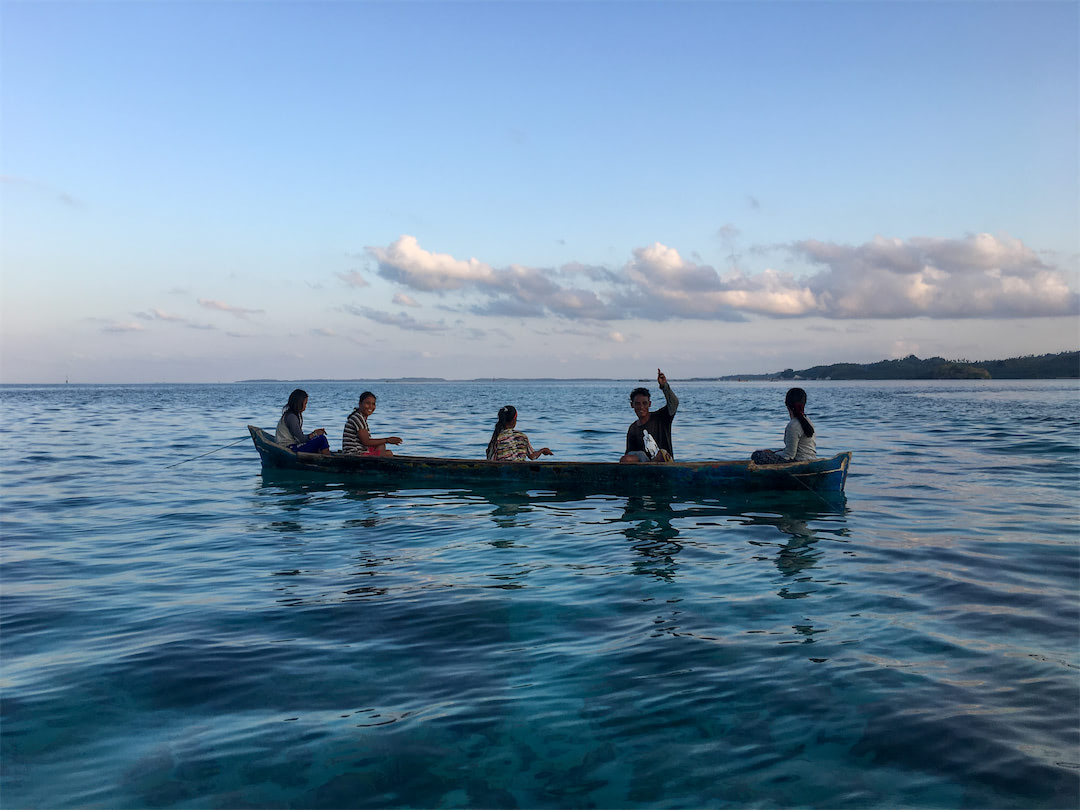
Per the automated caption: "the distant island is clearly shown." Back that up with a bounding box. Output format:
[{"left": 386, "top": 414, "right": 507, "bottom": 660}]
[
  {"left": 238, "top": 351, "right": 1078, "bottom": 384},
  {"left": 715, "top": 350, "right": 1079, "bottom": 381}
]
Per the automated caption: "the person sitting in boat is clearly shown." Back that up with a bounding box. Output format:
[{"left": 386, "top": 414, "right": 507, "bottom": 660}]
[
  {"left": 751, "top": 387, "right": 817, "bottom": 464},
  {"left": 620, "top": 368, "right": 678, "bottom": 463},
  {"left": 342, "top": 391, "right": 403, "bottom": 456},
  {"left": 486, "top": 405, "right": 553, "bottom": 461},
  {"left": 275, "top": 388, "right": 331, "bottom": 454}
]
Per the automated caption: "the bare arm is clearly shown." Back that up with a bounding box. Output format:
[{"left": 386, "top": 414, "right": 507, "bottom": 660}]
[
  {"left": 521, "top": 434, "right": 551, "bottom": 460},
  {"left": 360, "top": 427, "right": 403, "bottom": 448}
]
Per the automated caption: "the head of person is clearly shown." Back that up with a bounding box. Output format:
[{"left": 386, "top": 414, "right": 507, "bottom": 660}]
[
  {"left": 784, "top": 387, "right": 814, "bottom": 436},
  {"left": 496, "top": 404, "right": 517, "bottom": 429},
  {"left": 358, "top": 391, "right": 376, "bottom": 415},
  {"left": 284, "top": 388, "right": 308, "bottom": 416},
  {"left": 629, "top": 387, "right": 651, "bottom": 420},
  {"left": 785, "top": 387, "right": 807, "bottom": 410}
]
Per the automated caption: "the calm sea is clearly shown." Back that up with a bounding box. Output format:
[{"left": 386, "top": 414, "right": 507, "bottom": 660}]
[{"left": 1, "top": 380, "right": 1077, "bottom": 809}]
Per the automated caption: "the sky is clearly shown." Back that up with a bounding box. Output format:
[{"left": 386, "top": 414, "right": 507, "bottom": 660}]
[{"left": 2, "top": 0, "right": 1078, "bottom": 383}]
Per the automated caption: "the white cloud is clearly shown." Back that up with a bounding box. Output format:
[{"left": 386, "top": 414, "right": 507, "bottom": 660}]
[
  {"left": 344, "top": 304, "right": 447, "bottom": 332},
  {"left": 393, "top": 293, "right": 420, "bottom": 307},
  {"left": 794, "top": 233, "right": 1078, "bottom": 318},
  {"left": 102, "top": 322, "right": 146, "bottom": 333},
  {"left": 134, "top": 308, "right": 185, "bottom": 322},
  {"left": 368, "top": 235, "right": 496, "bottom": 290},
  {"left": 361, "top": 233, "right": 1078, "bottom": 324},
  {"left": 198, "top": 299, "right": 265, "bottom": 318}
]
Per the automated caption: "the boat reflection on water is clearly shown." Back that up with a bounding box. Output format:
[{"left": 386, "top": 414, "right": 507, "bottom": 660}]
[
  {"left": 616, "top": 491, "right": 849, "bottom": 584},
  {"left": 257, "top": 470, "right": 848, "bottom": 591}
]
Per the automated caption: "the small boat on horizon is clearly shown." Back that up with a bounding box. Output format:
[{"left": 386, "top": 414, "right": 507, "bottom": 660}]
[{"left": 247, "top": 426, "right": 852, "bottom": 494}]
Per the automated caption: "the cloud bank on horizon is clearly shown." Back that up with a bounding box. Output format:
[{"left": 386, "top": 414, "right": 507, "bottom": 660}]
[{"left": 359, "top": 233, "right": 1078, "bottom": 328}]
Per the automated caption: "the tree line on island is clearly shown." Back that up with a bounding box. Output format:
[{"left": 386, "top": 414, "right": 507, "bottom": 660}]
[
  {"left": 241, "top": 351, "right": 1078, "bottom": 384},
  {"left": 716, "top": 350, "right": 1079, "bottom": 381}
]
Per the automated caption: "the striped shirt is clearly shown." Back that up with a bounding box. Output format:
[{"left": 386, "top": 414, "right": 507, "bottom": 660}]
[{"left": 342, "top": 409, "right": 369, "bottom": 454}]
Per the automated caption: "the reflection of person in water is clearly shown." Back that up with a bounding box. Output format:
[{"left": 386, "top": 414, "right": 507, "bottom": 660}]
[
  {"left": 734, "top": 496, "right": 848, "bottom": 594},
  {"left": 621, "top": 494, "right": 682, "bottom": 581}
]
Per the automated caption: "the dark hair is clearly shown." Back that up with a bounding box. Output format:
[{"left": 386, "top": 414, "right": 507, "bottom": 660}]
[
  {"left": 283, "top": 388, "right": 308, "bottom": 429},
  {"left": 486, "top": 405, "right": 517, "bottom": 460},
  {"left": 358, "top": 391, "right": 376, "bottom": 404},
  {"left": 785, "top": 387, "right": 814, "bottom": 437},
  {"left": 630, "top": 387, "right": 650, "bottom": 403}
]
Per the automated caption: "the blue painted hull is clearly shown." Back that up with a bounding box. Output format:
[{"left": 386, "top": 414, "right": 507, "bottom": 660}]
[{"left": 248, "top": 426, "right": 851, "bottom": 493}]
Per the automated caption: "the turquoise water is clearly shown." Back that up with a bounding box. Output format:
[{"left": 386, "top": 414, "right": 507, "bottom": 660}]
[{"left": 1, "top": 380, "right": 1077, "bottom": 808}]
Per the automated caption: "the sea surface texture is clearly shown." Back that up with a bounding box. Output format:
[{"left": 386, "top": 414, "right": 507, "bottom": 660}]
[{"left": 1, "top": 380, "right": 1077, "bottom": 809}]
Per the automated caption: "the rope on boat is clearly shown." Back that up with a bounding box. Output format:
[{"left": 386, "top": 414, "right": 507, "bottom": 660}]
[{"left": 165, "top": 437, "right": 249, "bottom": 469}]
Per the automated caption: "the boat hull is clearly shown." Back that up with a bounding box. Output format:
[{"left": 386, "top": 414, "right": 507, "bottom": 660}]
[{"left": 247, "top": 426, "right": 851, "bottom": 493}]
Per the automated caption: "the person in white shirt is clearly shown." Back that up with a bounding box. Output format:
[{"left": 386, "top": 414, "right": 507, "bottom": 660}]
[
  {"left": 275, "top": 389, "right": 330, "bottom": 454},
  {"left": 751, "top": 387, "right": 817, "bottom": 464}
]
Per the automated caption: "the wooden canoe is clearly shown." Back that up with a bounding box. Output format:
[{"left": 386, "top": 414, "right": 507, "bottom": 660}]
[{"left": 248, "top": 426, "right": 851, "bottom": 493}]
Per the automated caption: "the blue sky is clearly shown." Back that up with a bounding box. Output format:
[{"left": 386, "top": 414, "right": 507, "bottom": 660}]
[{"left": 2, "top": 0, "right": 1077, "bottom": 382}]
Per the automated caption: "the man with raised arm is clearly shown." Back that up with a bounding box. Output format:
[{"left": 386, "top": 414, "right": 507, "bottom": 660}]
[{"left": 620, "top": 368, "right": 679, "bottom": 463}]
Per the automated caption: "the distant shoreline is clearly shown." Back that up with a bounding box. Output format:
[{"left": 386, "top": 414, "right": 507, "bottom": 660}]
[
  {"left": 236, "top": 350, "right": 1079, "bottom": 383},
  {"left": 3, "top": 351, "right": 1075, "bottom": 385}
]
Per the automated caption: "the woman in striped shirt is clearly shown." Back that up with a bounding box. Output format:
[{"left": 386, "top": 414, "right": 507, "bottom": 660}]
[{"left": 342, "top": 392, "right": 403, "bottom": 456}]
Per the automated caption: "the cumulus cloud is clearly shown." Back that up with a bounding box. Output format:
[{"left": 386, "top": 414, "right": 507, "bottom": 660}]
[
  {"left": 198, "top": 299, "right": 265, "bottom": 318},
  {"left": 792, "top": 233, "right": 1079, "bottom": 318},
  {"left": 621, "top": 242, "right": 818, "bottom": 319},
  {"left": 368, "top": 235, "right": 497, "bottom": 290},
  {"left": 362, "top": 233, "right": 1077, "bottom": 324},
  {"left": 393, "top": 293, "right": 420, "bottom": 307}
]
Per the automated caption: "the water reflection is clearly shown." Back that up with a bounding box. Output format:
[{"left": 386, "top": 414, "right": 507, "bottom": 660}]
[
  {"left": 621, "top": 494, "right": 683, "bottom": 581},
  {"left": 255, "top": 474, "right": 849, "bottom": 605}
]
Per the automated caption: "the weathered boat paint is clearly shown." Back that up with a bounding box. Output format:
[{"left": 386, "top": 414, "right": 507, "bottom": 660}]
[{"left": 248, "top": 426, "right": 851, "bottom": 493}]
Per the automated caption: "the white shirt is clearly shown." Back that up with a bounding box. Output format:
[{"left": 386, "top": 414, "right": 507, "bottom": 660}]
[{"left": 780, "top": 417, "right": 817, "bottom": 461}]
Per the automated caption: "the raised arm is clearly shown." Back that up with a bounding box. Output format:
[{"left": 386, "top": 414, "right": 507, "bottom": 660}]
[{"left": 658, "top": 368, "right": 678, "bottom": 415}]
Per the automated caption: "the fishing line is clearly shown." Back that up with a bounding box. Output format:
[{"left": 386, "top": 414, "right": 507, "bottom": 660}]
[{"left": 165, "top": 437, "right": 248, "bottom": 469}]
